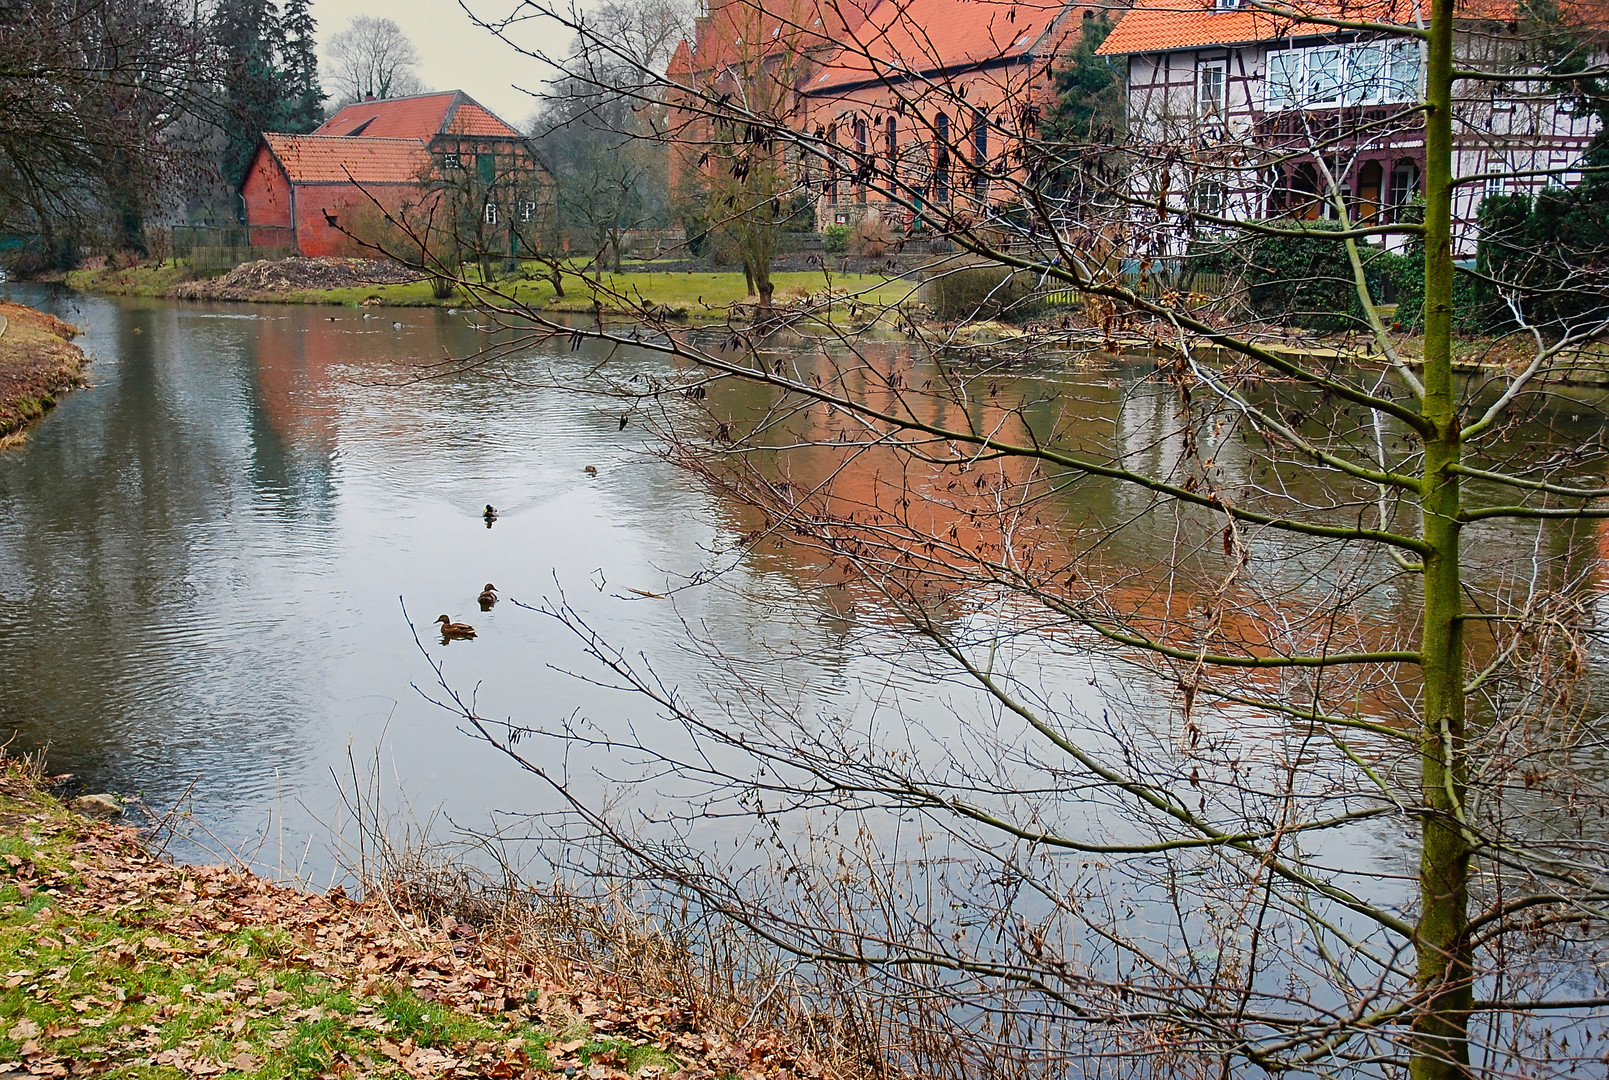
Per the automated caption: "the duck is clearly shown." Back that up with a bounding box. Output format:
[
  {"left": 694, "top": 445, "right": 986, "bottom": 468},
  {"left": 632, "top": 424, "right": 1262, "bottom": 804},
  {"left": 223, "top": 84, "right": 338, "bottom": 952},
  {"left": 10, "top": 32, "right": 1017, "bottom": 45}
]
[
  {"left": 436, "top": 615, "right": 477, "bottom": 639},
  {"left": 478, "top": 583, "right": 498, "bottom": 609},
  {"left": 392, "top": 321, "right": 403, "bottom": 330},
  {"left": 483, "top": 504, "right": 498, "bottom": 523},
  {"left": 583, "top": 465, "right": 598, "bottom": 476}
]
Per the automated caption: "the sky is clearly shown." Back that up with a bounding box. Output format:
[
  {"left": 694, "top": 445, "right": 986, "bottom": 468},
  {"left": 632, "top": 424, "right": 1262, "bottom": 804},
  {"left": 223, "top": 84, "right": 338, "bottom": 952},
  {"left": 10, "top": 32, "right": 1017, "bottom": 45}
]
[{"left": 308, "top": 0, "right": 577, "bottom": 128}]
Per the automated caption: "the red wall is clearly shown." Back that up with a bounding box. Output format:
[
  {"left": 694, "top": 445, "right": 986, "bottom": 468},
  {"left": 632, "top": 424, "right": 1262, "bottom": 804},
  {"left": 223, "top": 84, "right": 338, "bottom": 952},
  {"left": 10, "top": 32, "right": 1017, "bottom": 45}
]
[
  {"left": 241, "top": 150, "right": 293, "bottom": 247},
  {"left": 288, "top": 183, "right": 422, "bottom": 258}
]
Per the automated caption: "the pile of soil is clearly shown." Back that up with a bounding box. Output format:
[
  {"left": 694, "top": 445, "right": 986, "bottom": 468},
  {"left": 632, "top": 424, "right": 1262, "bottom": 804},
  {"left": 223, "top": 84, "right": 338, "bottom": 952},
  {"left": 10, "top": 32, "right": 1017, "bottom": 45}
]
[
  {"left": 171, "top": 257, "right": 423, "bottom": 301},
  {"left": 0, "top": 301, "right": 85, "bottom": 444}
]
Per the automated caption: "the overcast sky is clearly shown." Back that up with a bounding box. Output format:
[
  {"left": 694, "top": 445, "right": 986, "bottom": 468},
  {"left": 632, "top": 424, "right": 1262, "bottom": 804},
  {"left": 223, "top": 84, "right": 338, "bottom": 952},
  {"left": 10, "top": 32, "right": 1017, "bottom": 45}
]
[{"left": 309, "top": 0, "right": 575, "bottom": 128}]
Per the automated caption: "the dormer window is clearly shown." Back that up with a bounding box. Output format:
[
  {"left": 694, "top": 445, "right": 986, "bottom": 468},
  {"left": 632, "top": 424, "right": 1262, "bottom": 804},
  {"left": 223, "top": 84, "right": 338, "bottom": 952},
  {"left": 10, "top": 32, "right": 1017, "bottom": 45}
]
[{"left": 1215, "top": 0, "right": 1243, "bottom": 10}]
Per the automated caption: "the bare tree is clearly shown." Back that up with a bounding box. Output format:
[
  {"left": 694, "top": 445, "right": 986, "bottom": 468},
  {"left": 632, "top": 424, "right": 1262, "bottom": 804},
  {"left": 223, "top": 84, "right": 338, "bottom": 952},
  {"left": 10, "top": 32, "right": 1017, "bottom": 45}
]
[
  {"left": 392, "top": 0, "right": 1609, "bottom": 1076},
  {"left": 324, "top": 15, "right": 426, "bottom": 107},
  {"left": 0, "top": 0, "right": 215, "bottom": 265}
]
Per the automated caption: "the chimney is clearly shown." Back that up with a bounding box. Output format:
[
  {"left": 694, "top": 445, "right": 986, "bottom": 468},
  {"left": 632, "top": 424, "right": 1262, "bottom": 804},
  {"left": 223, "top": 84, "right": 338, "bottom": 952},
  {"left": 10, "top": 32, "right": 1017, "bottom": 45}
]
[{"left": 364, "top": 93, "right": 375, "bottom": 101}]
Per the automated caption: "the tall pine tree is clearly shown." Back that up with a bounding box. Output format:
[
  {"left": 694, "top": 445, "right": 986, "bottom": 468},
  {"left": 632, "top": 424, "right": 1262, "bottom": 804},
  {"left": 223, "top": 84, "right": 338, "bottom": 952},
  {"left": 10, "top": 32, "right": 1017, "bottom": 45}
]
[{"left": 214, "top": 0, "right": 324, "bottom": 195}]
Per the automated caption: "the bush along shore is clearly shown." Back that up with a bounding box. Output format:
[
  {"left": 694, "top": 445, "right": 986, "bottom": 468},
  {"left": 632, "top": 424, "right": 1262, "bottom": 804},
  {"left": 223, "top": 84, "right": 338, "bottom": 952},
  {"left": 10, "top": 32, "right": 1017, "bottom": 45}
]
[
  {"left": 0, "top": 302, "right": 86, "bottom": 448},
  {"left": 0, "top": 752, "right": 834, "bottom": 1080}
]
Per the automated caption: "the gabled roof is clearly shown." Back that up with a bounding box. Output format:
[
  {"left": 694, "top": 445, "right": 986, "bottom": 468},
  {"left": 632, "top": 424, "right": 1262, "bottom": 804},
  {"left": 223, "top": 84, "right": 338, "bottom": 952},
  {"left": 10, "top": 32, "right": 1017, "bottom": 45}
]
[
  {"left": 260, "top": 134, "right": 430, "bottom": 184},
  {"left": 807, "top": 0, "right": 1071, "bottom": 92},
  {"left": 670, "top": 0, "right": 875, "bottom": 82},
  {"left": 314, "top": 90, "right": 523, "bottom": 142}
]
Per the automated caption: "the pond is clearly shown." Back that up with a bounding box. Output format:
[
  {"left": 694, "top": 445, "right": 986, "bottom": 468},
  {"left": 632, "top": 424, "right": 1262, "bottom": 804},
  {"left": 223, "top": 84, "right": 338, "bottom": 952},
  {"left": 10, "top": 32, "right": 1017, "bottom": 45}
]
[{"left": 1, "top": 284, "right": 1605, "bottom": 892}]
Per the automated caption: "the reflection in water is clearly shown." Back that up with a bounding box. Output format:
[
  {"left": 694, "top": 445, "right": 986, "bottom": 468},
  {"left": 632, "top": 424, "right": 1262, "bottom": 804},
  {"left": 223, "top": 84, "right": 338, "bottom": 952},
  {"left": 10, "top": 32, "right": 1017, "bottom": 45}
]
[{"left": 0, "top": 285, "right": 1606, "bottom": 883}]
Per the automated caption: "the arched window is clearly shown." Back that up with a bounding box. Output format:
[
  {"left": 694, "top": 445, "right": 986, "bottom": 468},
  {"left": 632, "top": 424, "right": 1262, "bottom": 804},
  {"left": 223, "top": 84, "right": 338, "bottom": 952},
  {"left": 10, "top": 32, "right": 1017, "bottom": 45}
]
[
  {"left": 885, "top": 116, "right": 897, "bottom": 179},
  {"left": 853, "top": 118, "right": 869, "bottom": 202},
  {"left": 825, "top": 123, "right": 838, "bottom": 200},
  {"left": 972, "top": 110, "right": 989, "bottom": 200},
  {"left": 934, "top": 112, "right": 951, "bottom": 202}
]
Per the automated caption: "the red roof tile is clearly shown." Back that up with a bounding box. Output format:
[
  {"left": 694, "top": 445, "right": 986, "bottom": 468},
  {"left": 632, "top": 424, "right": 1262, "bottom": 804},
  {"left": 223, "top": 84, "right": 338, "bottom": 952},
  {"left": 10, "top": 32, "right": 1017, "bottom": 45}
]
[
  {"left": 443, "top": 102, "right": 523, "bottom": 138},
  {"left": 313, "top": 91, "right": 524, "bottom": 142},
  {"left": 809, "top": 0, "right": 1071, "bottom": 91},
  {"left": 262, "top": 134, "right": 430, "bottom": 183},
  {"left": 316, "top": 92, "right": 458, "bottom": 139},
  {"left": 1096, "top": 0, "right": 1602, "bottom": 54}
]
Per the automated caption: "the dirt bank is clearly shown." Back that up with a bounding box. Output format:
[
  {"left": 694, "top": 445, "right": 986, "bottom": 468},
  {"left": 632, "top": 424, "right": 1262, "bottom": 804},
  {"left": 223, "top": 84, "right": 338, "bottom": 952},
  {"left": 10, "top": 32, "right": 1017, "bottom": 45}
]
[
  {"left": 169, "top": 257, "right": 424, "bottom": 302},
  {"left": 0, "top": 301, "right": 86, "bottom": 447},
  {"left": 0, "top": 752, "right": 833, "bottom": 1079}
]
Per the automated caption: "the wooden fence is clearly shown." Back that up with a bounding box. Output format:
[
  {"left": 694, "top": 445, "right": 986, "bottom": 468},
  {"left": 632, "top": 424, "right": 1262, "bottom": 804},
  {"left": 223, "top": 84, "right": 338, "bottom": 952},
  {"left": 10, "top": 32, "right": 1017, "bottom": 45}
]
[{"left": 1041, "top": 272, "right": 1239, "bottom": 308}]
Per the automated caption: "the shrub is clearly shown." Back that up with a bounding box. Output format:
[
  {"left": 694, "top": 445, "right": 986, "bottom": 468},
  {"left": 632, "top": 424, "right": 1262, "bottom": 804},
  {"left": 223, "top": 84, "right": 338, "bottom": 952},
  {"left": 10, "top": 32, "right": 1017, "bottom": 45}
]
[
  {"left": 822, "top": 224, "right": 851, "bottom": 253},
  {"left": 851, "top": 213, "right": 892, "bottom": 259},
  {"left": 1198, "top": 220, "right": 1404, "bottom": 332},
  {"left": 923, "top": 264, "right": 1041, "bottom": 321}
]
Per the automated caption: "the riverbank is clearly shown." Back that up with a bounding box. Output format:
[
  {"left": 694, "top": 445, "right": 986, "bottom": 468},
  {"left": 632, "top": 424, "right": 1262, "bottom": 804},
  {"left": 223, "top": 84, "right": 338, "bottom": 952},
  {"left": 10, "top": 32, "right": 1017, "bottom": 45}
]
[
  {"left": 0, "top": 301, "right": 86, "bottom": 448},
  {"left": 62, "top": 259, "right": 915, "bottom": 321},
  {"left": 0, "top": 751, "right": 832, "bottom": 1079}
]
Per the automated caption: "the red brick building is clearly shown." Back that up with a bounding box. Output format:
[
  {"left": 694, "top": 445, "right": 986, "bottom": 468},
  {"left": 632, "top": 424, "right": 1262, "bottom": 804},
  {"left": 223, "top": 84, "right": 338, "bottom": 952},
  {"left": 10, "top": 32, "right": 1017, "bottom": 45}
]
[
  {"left": 665, "top": 0, "right": 1104, "bottom": 231},
  {"left": 241, "top": 91, "right": 549, "bottom": 258}
]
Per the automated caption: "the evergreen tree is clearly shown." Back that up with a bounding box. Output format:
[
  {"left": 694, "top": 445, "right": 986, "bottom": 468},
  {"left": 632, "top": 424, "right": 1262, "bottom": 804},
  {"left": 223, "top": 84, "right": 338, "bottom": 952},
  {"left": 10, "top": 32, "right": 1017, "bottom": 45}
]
[
  {"left": 213, "top": 0, "right": 323, "bottom": 195},
  {"left": 278, "top": 0, "right": 326, "bottom": 135},
  {"left": 1035, "top": 14, "right": 1125, "bottom": 207}
]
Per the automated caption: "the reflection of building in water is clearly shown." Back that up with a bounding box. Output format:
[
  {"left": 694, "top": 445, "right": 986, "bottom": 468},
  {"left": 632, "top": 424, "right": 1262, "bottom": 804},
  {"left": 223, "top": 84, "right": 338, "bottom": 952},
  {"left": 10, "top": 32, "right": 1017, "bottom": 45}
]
[{"left": 702, "top": 345, "right": 1412, "bottom": 721}]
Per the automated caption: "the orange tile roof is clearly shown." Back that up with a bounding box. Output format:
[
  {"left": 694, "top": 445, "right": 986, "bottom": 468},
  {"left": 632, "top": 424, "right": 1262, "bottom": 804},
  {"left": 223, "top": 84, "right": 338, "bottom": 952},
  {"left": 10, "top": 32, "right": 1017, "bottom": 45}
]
[
  {"left": 809, "top": 0, "right": 1071, "bottom": 91},
  {"left": 443, "top": 102, "right": 523, "bottom": 138},
  {"left": 676, "top": 0, "right": 875, "bottom": 79},
  {"left": 314, "top": 91, "right": 523, "bottom": 142},
  {"left": 1096, "top": 0, "right": 1604, "bottom": 53},
  {"left": 262, "top": 134, "right": 430, "bottom": 184}
]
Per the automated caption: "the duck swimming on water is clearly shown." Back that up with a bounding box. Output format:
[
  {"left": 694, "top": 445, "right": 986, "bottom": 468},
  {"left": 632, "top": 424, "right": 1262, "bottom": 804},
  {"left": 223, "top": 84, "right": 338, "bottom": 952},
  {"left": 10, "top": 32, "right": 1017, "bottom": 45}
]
[
  {"left": 483, "top": 504, "right": 498, "bottom": 527},
  {"left": 436, "top": 615, "right": 477, "bottom": 639},
  {"left": 478, "top": 583, "right": 498, "bottom": 610}
]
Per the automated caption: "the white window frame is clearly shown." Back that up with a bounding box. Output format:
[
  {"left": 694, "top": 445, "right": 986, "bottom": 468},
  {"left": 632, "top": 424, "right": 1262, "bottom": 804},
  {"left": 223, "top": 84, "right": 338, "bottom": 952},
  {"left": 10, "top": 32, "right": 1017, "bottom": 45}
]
[
  {"left": 521, "top": 201, "right": 537, "bottom": 222},
  {"left": 1307, "top": 46, "right": 1344, "bottom": 105},
  {"left": 1198, "top": 58, "right": 1228, "bottom": 118},
  {"left": 484, "top": 202, "right": 498, "bottom": 225},
  {"left": 1262, "top": 40, "right": 1422, "bottom": 111}
]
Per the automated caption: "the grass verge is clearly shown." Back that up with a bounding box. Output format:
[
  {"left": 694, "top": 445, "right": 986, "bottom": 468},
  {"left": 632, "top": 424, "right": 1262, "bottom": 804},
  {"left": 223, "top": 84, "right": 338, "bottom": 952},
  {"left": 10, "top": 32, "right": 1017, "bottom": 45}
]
[{"left": 0, "top": 749, "right": 829, "bottom": 1079}]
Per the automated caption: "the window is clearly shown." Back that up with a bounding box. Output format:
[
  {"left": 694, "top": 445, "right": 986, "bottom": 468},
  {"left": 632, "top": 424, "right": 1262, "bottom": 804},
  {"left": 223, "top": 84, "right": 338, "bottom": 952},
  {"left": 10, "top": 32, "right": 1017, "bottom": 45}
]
[
  {"left": 934, "top": 113, "right": 951, "bottom": 202},
  {"left": 854, "top": 118, "right": 869, "bottom": 202},
  {"left": 1349, "top": 44, "right": 1385, "bottom": 103},
  {"left": 885, "top": 116, "right": 897, "bottom": 173},
  {"left": 1385, "top": 40, "right": 1421, "bottom": 101},
  {"left": 477, "top": 153, "right": 494, "bottom": 185},
  {"left": 521, "top": 201, "right": 536, "bottom": 222},
  {"left": 1485, "top": 159, "right": 1508, "bottom": 199},
  {"left": 973, "top": 110, "right": 989, "bottom": 198},
  {"left": 1389, "top": 161, "right": 1418, "bottom": 218},
  {"left": 1264, "top": 41, "right": 1420, "bottom": 110},
  {"left": 443, "top": 152, "right": 462, "bottom": 169},
  {"left": 1194, "top": 180, "right": 1226, "bottom": 215},
  {"left": 1265, "top": 49, "right": 1300, "bottom": 109},
  {"left": 484, "top": 203, "right": 498, "bottom": 225},
  {"left": 1307, "top": 46, "right": 1344, "bottom": 104},
  {"left": 1198, "top": 59, "right": 1227, "bottom": 118}
]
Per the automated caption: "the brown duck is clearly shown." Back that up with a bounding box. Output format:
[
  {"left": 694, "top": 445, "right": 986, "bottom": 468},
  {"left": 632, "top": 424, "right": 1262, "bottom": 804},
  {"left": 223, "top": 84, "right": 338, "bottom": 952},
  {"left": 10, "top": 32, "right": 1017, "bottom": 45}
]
[
  {"left": 477, "top": 583, "right": 498, "bottom": 610},
  {"left": 435, "top": 615, "right": 477, "bottom": 640}
]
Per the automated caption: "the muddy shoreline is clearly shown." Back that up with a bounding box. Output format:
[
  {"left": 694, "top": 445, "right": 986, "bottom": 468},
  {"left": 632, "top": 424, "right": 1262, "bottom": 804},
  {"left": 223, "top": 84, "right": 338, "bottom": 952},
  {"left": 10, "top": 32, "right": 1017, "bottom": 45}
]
[{"left": 0, "top": 300, "right": 86, "bottom": 447}]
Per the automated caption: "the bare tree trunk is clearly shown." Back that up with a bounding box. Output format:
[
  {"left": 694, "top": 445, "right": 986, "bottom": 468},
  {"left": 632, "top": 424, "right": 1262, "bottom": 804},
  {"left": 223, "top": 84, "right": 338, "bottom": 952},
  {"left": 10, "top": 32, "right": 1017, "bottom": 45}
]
[{"left": 1412, "top": 0, "right": 1472, "bottom": 1074}]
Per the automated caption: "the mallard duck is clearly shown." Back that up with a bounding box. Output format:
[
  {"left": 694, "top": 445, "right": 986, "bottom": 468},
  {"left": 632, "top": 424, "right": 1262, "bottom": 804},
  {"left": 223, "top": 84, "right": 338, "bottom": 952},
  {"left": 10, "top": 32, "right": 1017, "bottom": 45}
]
[
  {"left": 436, "top": 615, "right": 477, "bottom": 639},
  {"left": 483, "top": 504, "right": 498, "bottom": 520},
  {"left": 478, "top": 583, "right": 498, "bottom": 609}
]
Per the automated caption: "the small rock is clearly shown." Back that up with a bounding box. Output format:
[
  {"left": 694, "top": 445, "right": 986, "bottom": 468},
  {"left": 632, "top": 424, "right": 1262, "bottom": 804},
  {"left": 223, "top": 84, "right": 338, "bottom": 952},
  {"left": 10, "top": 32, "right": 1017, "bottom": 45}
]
[{"left": 71, "top": 793, "right": 125, "bottom": 817}]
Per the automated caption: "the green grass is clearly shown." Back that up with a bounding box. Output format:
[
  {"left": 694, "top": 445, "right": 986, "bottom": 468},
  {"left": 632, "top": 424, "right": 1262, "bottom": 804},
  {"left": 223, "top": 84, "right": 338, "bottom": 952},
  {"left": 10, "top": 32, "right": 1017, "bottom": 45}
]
[
  {"left": 0, "top": 791, "right": 538, "bottom": 1078},
  {"left": 63, "top": 261, "right": 190, "bottom": 297},
  {"left": 63, "top": 257, "right": 917, "bottom": 321}
]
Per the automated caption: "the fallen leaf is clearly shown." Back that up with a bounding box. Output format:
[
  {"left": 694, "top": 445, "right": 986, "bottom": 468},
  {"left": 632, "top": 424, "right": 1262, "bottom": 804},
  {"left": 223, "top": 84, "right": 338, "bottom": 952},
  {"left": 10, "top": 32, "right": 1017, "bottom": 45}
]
[{"left": 9, "top": 1018, "right": 40, "bottom": 1040}]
